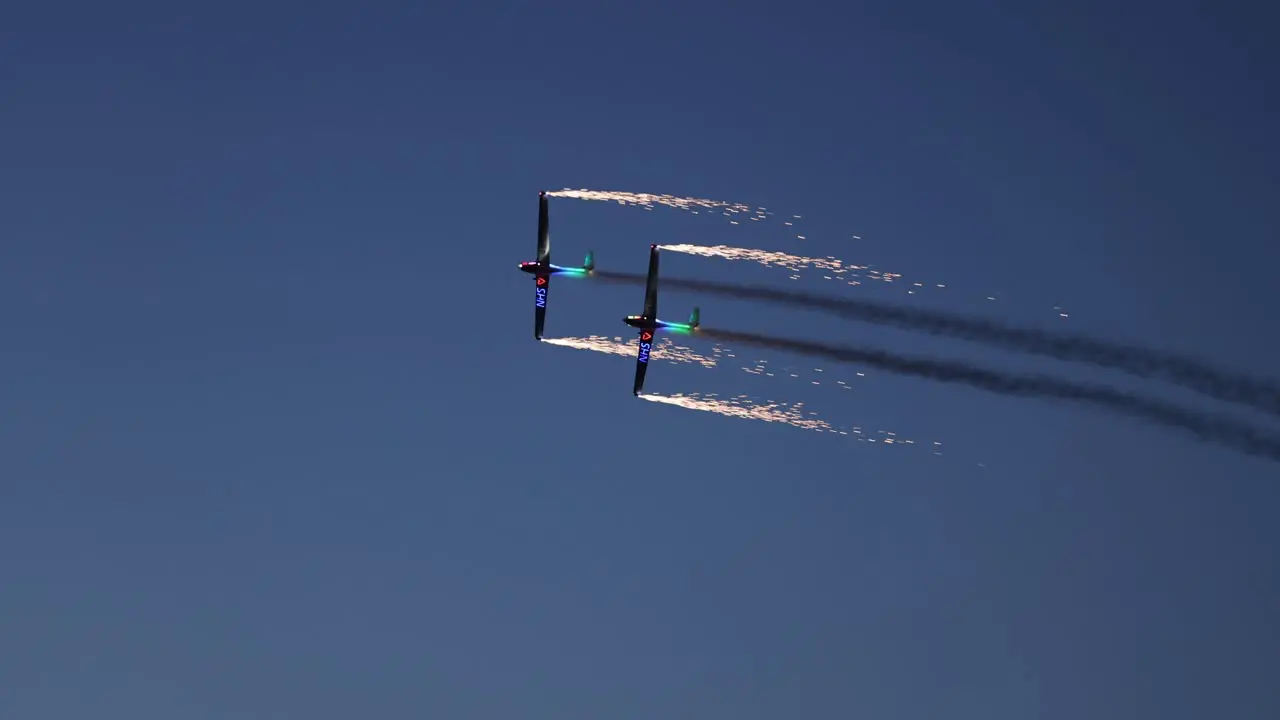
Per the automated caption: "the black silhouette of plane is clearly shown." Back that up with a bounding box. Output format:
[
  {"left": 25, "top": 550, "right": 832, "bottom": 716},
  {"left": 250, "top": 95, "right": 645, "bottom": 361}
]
[
  {"left": 623, "top": 244, "right": 700, "bottom": 395},
  {"left": 518, "top": 191, "right": 594, "bottom": 339}
]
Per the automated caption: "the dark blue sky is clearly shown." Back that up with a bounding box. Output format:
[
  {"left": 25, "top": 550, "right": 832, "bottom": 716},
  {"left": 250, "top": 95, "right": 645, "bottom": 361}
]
[{"left": 3, "top": 1, "right": 1278, "bottom": 717}]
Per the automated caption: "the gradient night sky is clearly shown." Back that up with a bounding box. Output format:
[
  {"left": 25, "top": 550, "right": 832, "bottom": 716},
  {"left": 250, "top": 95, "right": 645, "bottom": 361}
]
[{"left": 3, "top": 1, "right": 1278, "bottom": 718}]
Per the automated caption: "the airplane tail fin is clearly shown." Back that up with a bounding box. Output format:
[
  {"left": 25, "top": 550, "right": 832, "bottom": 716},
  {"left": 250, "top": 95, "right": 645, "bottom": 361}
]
[
  {"left": 689, "top": 307, "right": 700, "bottom": 328},
  {"left": 584, "top": 250, "right": 595, "bottom": 272}
]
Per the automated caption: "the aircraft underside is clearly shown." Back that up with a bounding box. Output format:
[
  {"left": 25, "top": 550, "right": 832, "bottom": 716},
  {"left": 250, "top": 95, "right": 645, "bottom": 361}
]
[
  {"left": 520, "top": 191, "right": 593, "bottom": 340},
  {"left": 626, "top": 245, "right": 699, "bottom": 395}
]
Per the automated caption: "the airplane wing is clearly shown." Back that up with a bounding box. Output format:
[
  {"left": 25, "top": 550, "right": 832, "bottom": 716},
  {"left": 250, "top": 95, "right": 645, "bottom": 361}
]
[
  {"left": 642, "top": 244, "right": 659, "bottom": 319},
  {"left": 536, "top": 191, "right": 551, "bottom": 265},
  {"left": 633, "top": 329, "right": 654, "bottom": 395},
  {"left": 534, "top": 274, "right": 549, "bottom": 339}
]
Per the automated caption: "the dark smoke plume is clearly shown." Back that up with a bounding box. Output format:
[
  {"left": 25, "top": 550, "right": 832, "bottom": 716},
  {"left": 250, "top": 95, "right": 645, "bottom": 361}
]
[
  {"left": 594, "top": 270, "right": 1280, "bottom": 419},
  {"left": 697, "top": 327, "right": 1280, "bottom": 463}
]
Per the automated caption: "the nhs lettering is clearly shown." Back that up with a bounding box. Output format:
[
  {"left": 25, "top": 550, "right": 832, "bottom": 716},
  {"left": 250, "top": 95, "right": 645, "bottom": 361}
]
[
  {"left": 535, "top": 286, "right": 547, "bottom": 308},
  {"left": 637, "top": 341, "right": 652, "bottom": 363}
]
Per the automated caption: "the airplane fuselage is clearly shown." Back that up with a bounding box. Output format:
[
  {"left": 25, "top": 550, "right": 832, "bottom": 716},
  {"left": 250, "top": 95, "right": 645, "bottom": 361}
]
[
  {"left": 624, "top": 315, "right": 693, "bottom": 332},
  {"left": 623, "top": 315, "right": 659, "bottom": 330},
  {"left": 519, "top": 261, "right": 587, "bottom": 276}
]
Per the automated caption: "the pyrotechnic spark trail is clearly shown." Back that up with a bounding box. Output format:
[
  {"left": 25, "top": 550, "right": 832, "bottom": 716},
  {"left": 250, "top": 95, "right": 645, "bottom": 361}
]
[
  {"left": 657, "top": 243, "right": 904, "bottom": 284},
  {"left": 543, "top": 336, "right": 912, "bottom": 444},
  {"left": 700, "top": 327, "right": 1280, "bottom": 464},
  {"left": 544, "top": 336, "right": 864, "bottom": 387},
  {"left": 639, "top": 392, "right": 834, "bottom": 433},
  {"left": 545, "top": 189, "right": 756, "bottom": 215},
  {"left": 595, "top": 271, "right": 1280, "bottom": 420},
  {"left": 541, "top": 335, "right": 721, "bottom": 368},
  {"left": 549, "top": 187, "right": 1061, "bottom": 314},
  {"left": 638, "top": 393, "right": 924, "bottom": 446}
]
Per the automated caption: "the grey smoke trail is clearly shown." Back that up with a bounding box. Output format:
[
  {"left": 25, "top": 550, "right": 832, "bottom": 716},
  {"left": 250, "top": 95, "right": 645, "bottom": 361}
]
[
  {"left": 697, "top": 327, "right": 1280, "bottom": 463},
  {"left": 594, "top": 270, "right": 1280, "bottom": 419}
]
